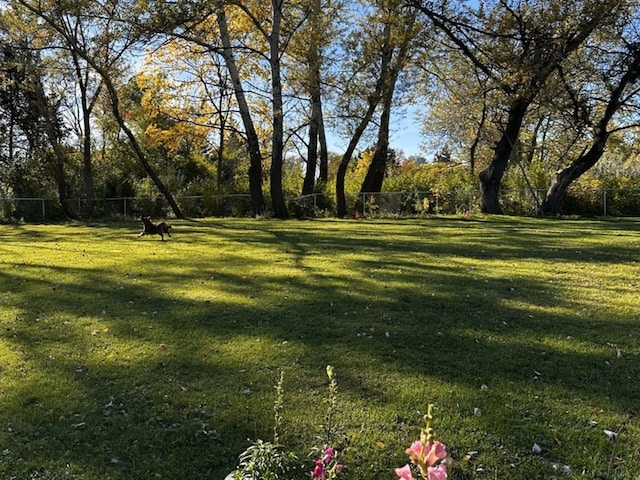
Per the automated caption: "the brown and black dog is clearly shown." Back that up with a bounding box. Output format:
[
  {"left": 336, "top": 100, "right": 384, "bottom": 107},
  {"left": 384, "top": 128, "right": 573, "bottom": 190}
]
[{"left": 138, "top": 216, "right": 172, "bottom": 240}]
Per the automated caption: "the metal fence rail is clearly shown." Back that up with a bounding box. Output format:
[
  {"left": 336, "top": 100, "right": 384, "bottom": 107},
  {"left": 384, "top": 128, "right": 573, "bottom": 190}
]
[{"left": 2, "top": 188, "right": 640, "bottom": 221}]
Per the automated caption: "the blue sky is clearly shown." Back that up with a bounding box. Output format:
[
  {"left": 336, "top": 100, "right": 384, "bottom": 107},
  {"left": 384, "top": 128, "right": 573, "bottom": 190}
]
[{"left": 326, "top": 106, "right": 427, "bottom": 159}]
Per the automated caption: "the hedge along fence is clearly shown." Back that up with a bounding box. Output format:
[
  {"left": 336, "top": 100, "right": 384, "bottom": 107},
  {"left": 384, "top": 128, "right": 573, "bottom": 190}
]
[{"left": 3, "top": 188, "right": 640, "bottom": 221}]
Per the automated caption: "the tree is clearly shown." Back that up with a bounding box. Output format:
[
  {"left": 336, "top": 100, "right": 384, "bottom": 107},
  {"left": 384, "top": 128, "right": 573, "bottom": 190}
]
[
  {"left": 359, "top": 1, "right": 418, "bottom": 195},
  {"left": 136, "top": 39, "right": 237, "bottom": 194},
  {"left": 12, "top": 0, "right": 185, "bottom": 218},
  {"left": 300, "top": 0, "right": 329, "bottom": 195},
  {"left": 0, "top": 40, "right": 49, "bottom": 196},
  {"left": 541, "top": 30, "right": 640, "bottom": 214},
  {"left": 67, "top": 47, "right": 103, "bottom": 217},
  {"left": 0, "top": 32, "right": 75, "bottom": 216},
  {"left": 334, "top": 0, "right": 417, "bottom": 217},
  {"left": 212, "top": 8, "right": 267, "bottom": 216},
  {"left": 410, "top": 0, "right": 624, "bottom": 213},
  {"left": 156, "top": 0, "right": 315, "bottom": 218}
]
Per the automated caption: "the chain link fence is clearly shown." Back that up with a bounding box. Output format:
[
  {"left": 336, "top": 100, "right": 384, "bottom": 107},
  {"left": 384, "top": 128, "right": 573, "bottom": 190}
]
[{"left": 2, "top": 188, "right": 640, "bottom": 221}]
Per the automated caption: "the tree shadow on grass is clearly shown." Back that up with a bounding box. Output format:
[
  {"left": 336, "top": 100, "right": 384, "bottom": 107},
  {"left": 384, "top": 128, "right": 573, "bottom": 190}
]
[{"left": 0, "top": 218, "right": 638, "bottom": 479}]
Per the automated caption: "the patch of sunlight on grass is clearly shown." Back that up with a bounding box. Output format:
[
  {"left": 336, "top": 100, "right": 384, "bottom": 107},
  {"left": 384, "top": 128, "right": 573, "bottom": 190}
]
[{"left": 1, "top": 217, "right": 639, "bottom": 479}]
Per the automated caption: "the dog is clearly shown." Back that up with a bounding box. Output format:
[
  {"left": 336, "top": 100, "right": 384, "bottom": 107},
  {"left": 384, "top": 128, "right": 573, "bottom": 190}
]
[{"left": 138, "top": 216, "right": 172, "bottom": 240}]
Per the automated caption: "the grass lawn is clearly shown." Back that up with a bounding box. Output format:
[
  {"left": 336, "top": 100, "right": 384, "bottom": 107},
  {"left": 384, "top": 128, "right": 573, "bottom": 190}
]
[{"left": 0, "top": 216, "right": 639, "bottom": 479}]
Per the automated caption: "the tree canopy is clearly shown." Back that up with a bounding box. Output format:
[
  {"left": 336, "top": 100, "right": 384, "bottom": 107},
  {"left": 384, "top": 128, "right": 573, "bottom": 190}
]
[{"left": 1, "top": 0, "right": 640, "bottom": 218}]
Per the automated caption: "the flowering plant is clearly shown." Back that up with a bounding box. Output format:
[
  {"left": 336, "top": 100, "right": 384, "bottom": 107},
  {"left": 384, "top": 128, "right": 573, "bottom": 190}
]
[
  {"left": 311, "top": 447, "right": 345, "bottom": 479},
  {"left": 395, "top": 405, "right": 449, "bottom": 480},
  {"left": 309, "top": 366, "right": 346, "bottom": 479}
]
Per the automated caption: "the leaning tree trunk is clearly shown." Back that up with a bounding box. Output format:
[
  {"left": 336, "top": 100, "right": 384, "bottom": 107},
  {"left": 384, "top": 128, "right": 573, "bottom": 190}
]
[
  {"left": 360, "top": 91, "right": 392, "bottom": 194},
  {"left": 102, "top": 73, "right": 184, "bottom": 218},
  {"left": 335, "top": 98, "right": 380, "bottom": 217},
  {"left": 217, "top": 10, "right": 266, "bottom": 217},
  {"left": 541, "top": 130, "right": 609, "bottom": 215},
  {"left": 541, "top": 46, "right": 640, "bottom": 215},
  {"left": 73, "top": 51, "right": 99, "bottom": 218},
  {"left": 479, "top": 99, "right": 530, "bottom": 214}
]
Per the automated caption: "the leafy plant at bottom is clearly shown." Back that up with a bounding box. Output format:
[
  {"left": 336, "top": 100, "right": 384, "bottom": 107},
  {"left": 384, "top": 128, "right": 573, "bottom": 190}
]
[
  {"left": 231, "top": 439, "right": 301, "bottom": 480},
  {"left": 229, "top": 372, "right": 302, "bottom": 480}
]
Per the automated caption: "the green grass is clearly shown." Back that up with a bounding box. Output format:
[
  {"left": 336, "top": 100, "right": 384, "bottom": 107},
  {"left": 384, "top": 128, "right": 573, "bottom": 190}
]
[{"left": 0, "top": 216, "right": 639, "bottom": 479}]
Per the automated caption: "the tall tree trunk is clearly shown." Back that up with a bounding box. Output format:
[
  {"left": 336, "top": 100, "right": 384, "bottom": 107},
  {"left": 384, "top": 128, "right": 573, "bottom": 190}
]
[
  {"left": 302, "top": 100, "right": 320, "bottom": 195},
  {"left": 217, "top": 9, "right": 266, "bottom": 216},
  {"left": 335, "top": 18, "right": 397, "bottom": 217},
  {"left": 360, "top": 88, "right": 392, "bottom": 194},
  {"left": 72, "top": 51, "right": 99, "bottom": 218},
  {"left": 216, "top": 119, "right": 225, "bottom": 190},
  {"left": 302, "top": 57, "right": 321, "bottom": 195},
  {"left": 318, "top": 110, "right": 328, "bottom": 183},
  {"left": 81, "top": 113, "right": 95, "bottom": 217},
  {"left": 269, "top": 0, "right": 288, "bottom": 219},
  {"left": 359, "top": 8, "right": 415, "bottom": 196},
  {"left": 302, "top": 0, "right": 322, "bottom": 195},
  {"left": 478, "top": 99, "right": 530, "bottom": 214}
]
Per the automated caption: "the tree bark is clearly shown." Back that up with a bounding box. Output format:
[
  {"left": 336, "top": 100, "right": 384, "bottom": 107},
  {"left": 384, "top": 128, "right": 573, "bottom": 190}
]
[
  {"left": 302, "top": 99, "right": 320, "bottom": 195},
  {"left": 268, "top": 0, "right": 288, "bottom": 219},
  {"left": 359, "top": 8, "right": 415, "bottom": 196},
  {"left": 479, "top": 99, "right": 530, "bottom": 214},
  {"left": 335, "top": 98, "right": 380, "bottom": 217},
  {"left": 318, "top": 110, "right": 328, "bottom": 183},
  {"left": 335, "top": 17, "right": 397, "bottom": 217},
  {"left": 72, "top": 50, "right": 99, "bottom": 218},
  {"left": 540, "top": 141, "right": 605, "bottom": 215},
  {"left": 302, "top": 0, "right": 323, "bottom": 195},
  {"left": 302, "top": 54, "right": 321, "bottom": 195},
  {"left": 360, "top": 92, "right": 391, "bottom": 193}
]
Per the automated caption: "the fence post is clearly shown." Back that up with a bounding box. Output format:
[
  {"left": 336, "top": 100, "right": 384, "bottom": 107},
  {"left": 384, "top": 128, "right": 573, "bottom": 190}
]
[{"left": 41, "top": 198, "right": 46, "bottom": 220}]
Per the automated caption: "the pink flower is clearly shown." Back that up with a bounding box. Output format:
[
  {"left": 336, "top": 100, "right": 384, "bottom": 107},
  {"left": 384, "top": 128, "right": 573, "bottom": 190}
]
[
  {"left": 312, "top": 460, "right": 327, "bottom": 478},
  {"left": 427, "top": 464, "right": 448, "bottom": 480},
  {"left": 424, "top": 441, "right": 447, "bottom": 467},
  {"left": 405, "top": 440, "right": 447, "bottom": 477},
  {"left": 406, "top": 440, "right": 425, "bottom": 464},
  {"left": 395, "top": 464, "right": 414, "bottom": 480},
  {"left": 322, "top": 447, "right": 335, "bottom": 463}
]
